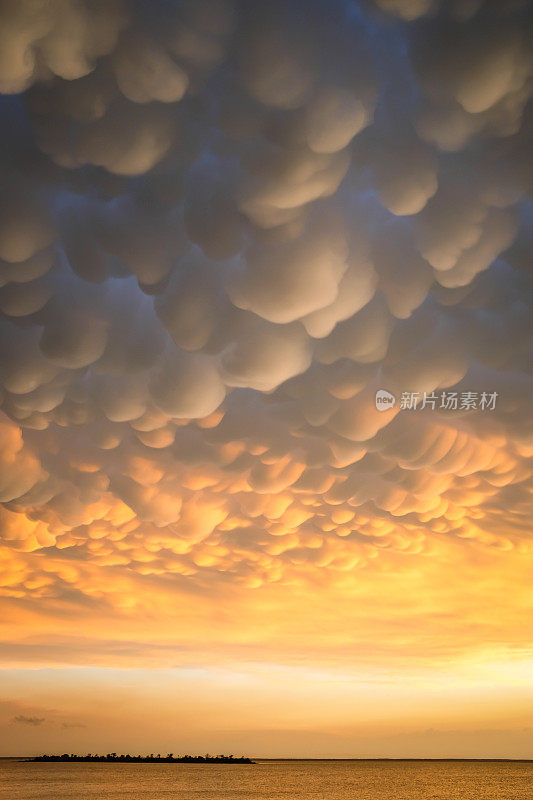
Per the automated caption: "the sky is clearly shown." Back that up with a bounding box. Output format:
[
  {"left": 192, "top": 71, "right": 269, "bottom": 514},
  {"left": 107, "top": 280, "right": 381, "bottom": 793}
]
[{"left": 0, "top": 0, "right": 532, "bottom": 758}]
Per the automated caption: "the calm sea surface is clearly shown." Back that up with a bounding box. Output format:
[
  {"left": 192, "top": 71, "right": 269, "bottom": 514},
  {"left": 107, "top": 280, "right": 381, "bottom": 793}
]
[{"left": 1, "top": 758, "right": 532, "bottom": 800}]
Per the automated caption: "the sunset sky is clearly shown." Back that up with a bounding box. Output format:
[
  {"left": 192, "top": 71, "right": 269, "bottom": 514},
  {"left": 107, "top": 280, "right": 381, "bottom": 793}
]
[{"left": 0, "top": 0, "right": 532, "bottom": 758}]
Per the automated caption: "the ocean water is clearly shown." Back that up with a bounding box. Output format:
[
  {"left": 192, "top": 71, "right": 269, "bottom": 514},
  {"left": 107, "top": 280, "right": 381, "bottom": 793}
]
[{"left": 1, "top": 758, "right": 532, "bottom": 800}]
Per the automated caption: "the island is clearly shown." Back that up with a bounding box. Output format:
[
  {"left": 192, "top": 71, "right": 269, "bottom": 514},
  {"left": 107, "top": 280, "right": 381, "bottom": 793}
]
[{"left": 28, "top": 753, "right": 254, "bottom": 764}]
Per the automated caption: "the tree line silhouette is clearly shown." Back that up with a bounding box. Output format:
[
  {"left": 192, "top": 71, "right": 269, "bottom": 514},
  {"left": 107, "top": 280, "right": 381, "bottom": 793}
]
[{"left": 29, "top": 753, "right": 254, "bottom": 764}]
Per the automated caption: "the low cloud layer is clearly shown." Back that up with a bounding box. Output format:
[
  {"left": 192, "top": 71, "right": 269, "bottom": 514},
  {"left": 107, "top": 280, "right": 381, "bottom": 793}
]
[
  {"left": 0, "top": 0, "right": 531, "bottom": 667},
  {"left": 12, "top": 714, "right": 45, "bottom": 726}
]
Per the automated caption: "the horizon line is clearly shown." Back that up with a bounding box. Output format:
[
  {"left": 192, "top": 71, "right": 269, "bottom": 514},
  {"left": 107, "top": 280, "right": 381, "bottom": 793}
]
[{"left": 3, "top": 756, "right": 532, "bottom": 763}]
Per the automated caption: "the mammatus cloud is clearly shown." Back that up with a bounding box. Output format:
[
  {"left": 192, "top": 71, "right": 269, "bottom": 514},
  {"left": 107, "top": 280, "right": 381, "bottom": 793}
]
[{"left": 0, "top": 0, "right": 531, "bottom": 669}]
